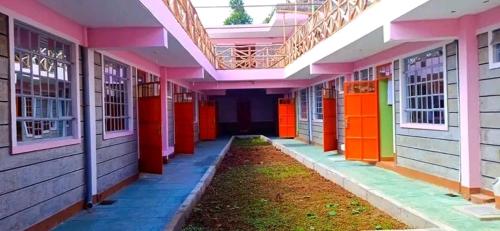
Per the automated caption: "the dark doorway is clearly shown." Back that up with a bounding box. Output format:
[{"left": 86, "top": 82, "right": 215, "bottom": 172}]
[{"left": 213, "top": 89, "right": 281, "bottom": 136}]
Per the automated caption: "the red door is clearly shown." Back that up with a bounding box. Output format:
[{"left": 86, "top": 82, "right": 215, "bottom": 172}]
[
  {"left": 323, "top": 88, "right": 337, "bottom": 152},
  {"left": 175, "top": 93, "right": 194, "bottom": 154},
  {"left": 138, "top": 80, "right": 163, "bottom": 174},
  {"left": 344, "top": 80, "right": 380, "bottom": 161},
  {"left": 199, "top": 101, "right": 217, "bottom": 140},
  {"left": 278, "top": 98, "right": 296, "bottom": 138}
]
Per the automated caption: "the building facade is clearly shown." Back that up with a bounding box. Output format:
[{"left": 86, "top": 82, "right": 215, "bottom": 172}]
[{"left": 1, "top": 0, "right": 500, "bottom": 230}]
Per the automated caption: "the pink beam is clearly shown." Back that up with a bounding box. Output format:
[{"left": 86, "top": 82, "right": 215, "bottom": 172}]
[
  {"left": 266, "top": 88, "right": 291, "bottom": 95},
  {"left": 192, "top": 80, "right": 311, "bottom": 90},
  {"left": 310, "top": 74, "right": 341, "bottom": 86},
  {"left": 458, "top": 15, "right": 481, "bottom": 190},
  {"left": 216, "top": 68, "right": 286, "bottom": 81},
  {"left": 0, "top": 0, "right": 86, "bottom": 44},
  {"left": 87, "top": 27, "right": 168, "bottom": 49},
  {"left": 203, "top": 90, "right": 226, "bottom": 96},
  {"left": 477, "top": 5, "right": 500, "bottom": 30},
  {"left": 108, "top": 50, "right": 161, "bottom": 75},
  {"left": 164, "top": 67, "right": 204, "bottom": 80},
  {"left": 384, "top": 19, "right": 459, "bottom": 42},
  {"left": 310, "top": 63, "right": 354, "bottom": 75},
  {"left": 354, "top": 41, "right": 438, "bottom": 69}
]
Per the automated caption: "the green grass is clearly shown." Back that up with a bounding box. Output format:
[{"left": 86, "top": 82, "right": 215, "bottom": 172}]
[
  {"left": 255, "top": 165, "right": 309, "bottom": 179},
  {"left": 232, "top": 137, "right": 269, "bottom": 147},
  {"left": 183, "top": 144, "right": 407, "bottom": 231}
]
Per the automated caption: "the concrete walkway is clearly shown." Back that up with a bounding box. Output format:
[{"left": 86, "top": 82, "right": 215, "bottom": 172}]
[
  {"left": 270, "top": 137, "right": 500, "bottom": 231},
  {"left": 55, "top": 138, "right": 231, "bottom": 231}
]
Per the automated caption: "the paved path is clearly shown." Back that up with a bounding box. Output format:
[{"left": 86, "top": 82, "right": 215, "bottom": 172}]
[
  {"left": 271, "top": 138, "right": 500, "bottom": 231},
  {"left": 55, "top": 138, "right": 231, "bottom": 231}
]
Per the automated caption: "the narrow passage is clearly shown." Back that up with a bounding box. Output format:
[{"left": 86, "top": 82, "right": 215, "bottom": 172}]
[{"left": 183, "top": 138, "right": 407, "bottom": 231}]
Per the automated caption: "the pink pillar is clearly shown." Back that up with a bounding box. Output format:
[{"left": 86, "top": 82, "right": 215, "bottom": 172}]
[{"left": 458, "top": 15, "right": 481, "bottom": 196}]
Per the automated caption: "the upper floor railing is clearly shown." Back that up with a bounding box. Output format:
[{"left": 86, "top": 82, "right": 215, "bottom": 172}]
[
  {"left": 215, "top": 44, "right": 286, "bottom": 69},
  {"left": 278, "top": 0, "right": 377, "bottom": 66},
  {"left": 164, "top": 0, "right": 377, "bottom": 70},
  {"left": 163, "top": 0, "right": 217, "bottom": 66}
]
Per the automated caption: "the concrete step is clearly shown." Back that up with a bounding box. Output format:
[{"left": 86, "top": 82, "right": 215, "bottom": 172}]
[{"left": 470, "top": 193, "right": 495, "bottom": 204}]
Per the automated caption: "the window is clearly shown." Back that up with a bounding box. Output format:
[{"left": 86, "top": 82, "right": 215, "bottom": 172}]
[
  {"left": 490, "top": 29, "right": 500, "bottom": 69},
  {"left": 300, "top": 88, "right": 308, "bottom": 120},
  {"left": 14, "top": 23, "right": 74, "bottom": 143},
  {"left": 167, "top": 81, "right": 173, "bottom": 98},
  {"left": 402, "top": 48, "right": 445, "bottom": 125},
  {"left": 313, "top": 84, "right": 323, "bottom": 120},
  {"left": 335, "top": 76, "right": 345, "bottom": 94},
  {"left": 103, "top": 57, "right": 130, "bottom": 133},
  {"left": 353, "top": 68, "right": 372, "bottom": 81}
]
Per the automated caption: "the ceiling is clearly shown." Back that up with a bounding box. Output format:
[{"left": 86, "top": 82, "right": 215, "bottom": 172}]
[{"left": 396, "top": 0, "right": 500, "bottom": 21}]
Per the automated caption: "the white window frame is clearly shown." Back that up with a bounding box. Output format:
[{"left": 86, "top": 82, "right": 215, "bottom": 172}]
[
  {"left": 299, "top": 88, "right": 308, "bottom": 121},
  {"left": 489, "top": 28, "right": 500, "bottom": 69},
  {"left": 399, "top": 45, "right": 448, "bottom": 131},
  {"left": 9, "top": 17, "right": 82, "bottom": 154},
  {"left": 335, "top": 76, "right": 345, "bottom": 94},
  {"left": 313, "top": 83, "right": 324, "bottom": 122},
  {"left": 101, "top": 54, "right": 134, "bottom": 140}
]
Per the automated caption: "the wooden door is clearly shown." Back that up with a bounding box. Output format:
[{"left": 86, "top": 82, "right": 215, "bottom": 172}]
[
  {"left": 344, "top": 80, "right": 380, "bottom": 161},
  {"left": 323, "top": 88, "right": 337, "bottom": 152},
  {"left": 138, "top": 80, "right": 163, "bottom": 174},
  {"left": 174, "top": 93, "right": 194, "bottom": 154},
  {"left": 278, "top": 98, "right": 296, "bottom": 138},
  {"left": 199, "top": 101, "right": 217, "bottom": 140}
]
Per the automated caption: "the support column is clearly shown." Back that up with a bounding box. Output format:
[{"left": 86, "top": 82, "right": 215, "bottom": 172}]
[
  {"left": 83, "top": 48, "right": 97, "bottom": 198},
  {"left": 458, "top": 15, "right": 481, "bottom": 197},
  {"left": 160, "top": 71, "right": 170, "bottom": 158}
]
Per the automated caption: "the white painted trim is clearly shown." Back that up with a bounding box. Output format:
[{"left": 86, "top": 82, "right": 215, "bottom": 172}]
[
  {"left": 312, "top": 83, "right": 324, "bottom": 122},
  {"left": 9, "top": 18, "right": 83, "bottom": 152},
  {"left": 298, "top": 87, "right": 308, "bottom": 121},
  {"left": 8, "top": 16, "right": 15, "bottom": 150},
  {"left": 488, "top": 29, "right": 500, "bottom": 70},
  {"left": 398, "top": 44, "right": 449, "bottom": 131},
  {"left": 391, "top": 62, "right": 397, "bottom": 154}
]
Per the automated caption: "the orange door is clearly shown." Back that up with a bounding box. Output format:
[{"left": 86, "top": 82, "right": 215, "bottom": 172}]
[
  {"left": 138, "top": 96, "right": 163, "bottom": 174},
  {"left": 323, "top": 88, "right": 337, "bottom": 152},
  {"left": 175, "top": 93, "right": 194, "bottom": 154},
  {"left": 278, "top": 99, "right": 296, "bottom": 138},
  {"left": 344, "top": 80, "right": 380, "bottom": 161}
]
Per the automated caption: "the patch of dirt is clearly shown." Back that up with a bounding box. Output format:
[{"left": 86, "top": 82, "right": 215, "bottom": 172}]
[{"left": 183, "top": 140, "right": 408, "bottom": 231}]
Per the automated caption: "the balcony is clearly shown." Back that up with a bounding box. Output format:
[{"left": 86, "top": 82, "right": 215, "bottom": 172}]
[
  {"left": 215, "top": 44, "right": 286, "bottom": 69},
  {"left": 164, "top": 0, "right": 378, "bottom": 70}
]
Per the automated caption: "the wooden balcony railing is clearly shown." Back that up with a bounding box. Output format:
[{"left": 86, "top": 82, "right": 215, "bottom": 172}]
[
  {"left": 163, "top": 0, "right": 217, "bottom": 66},
  {"left": 163, "top": 0, "right": 377, "bottom": 70},
  {"left": 215, "top": 45, "right": 286, "bottom": 69},
  {"left": 277, "top": 0, "right": 377, "bottom": 66}
]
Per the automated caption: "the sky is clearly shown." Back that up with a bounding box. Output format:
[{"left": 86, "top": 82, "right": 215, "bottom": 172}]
[{"left": 190, "top": 0, "right": 289, "bottom": 27}]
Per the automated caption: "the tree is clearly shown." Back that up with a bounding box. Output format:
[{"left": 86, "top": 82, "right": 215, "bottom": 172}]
[{"left": 224, "top": 0, "right": 253, "bottom": 25}]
